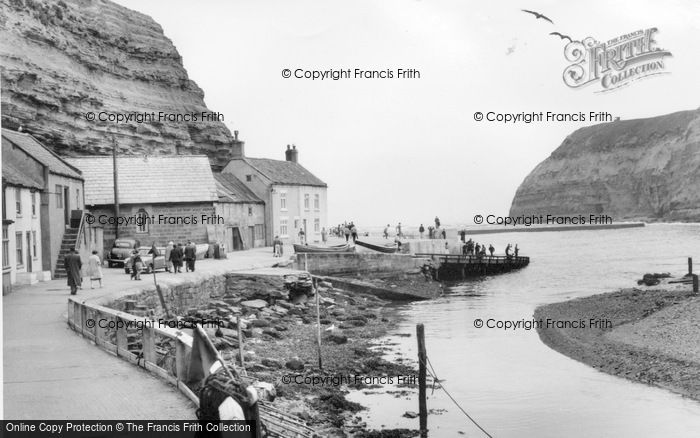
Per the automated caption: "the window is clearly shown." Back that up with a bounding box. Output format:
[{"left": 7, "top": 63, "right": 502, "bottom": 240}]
[
  {"left": 32, "top": 231, "right": 37, "bottom": 258},
  {"left": 136, "top": 209, "right": 149, "bottom": 233},
  {"left": 246, "top": 175, "right": 252, "bottom": 182},
  {"left": 31, "top": 192, "right": 37, "bottom": 216},
  {"left": 55, "top": 185, "right": 63, "bottom": 208},
  {"left": 254, "top": 224, "right": 263, "bottom": 240},
  {"left": 314, "top": 194, "right": 320, "bottom": 210},
  {"left": 15, "top": 188, "right": 22, "bottom": 216},
  {"left": 280, "top": 192, "right": 287, "bottom": 210},
  {"left": 314, "top": 218, "right": 320, "bottom": 232},
  {"left": 280, "top": 219, "right": 288, "bottom": 236},
  {"left": 15, "top": 232, "right": 23, "bottom": 267},
  {"left": 2, "top": 227, "right": 9, "bottom": 269},
  {"left": 304, "top": 194, "right": 310, "bottom": 210},
  {"left": 248, "top": 206, "right": 253, "bottom": 216}
]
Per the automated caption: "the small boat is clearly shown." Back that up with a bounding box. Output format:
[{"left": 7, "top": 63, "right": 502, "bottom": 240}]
[
  {"left": 293, "top": 243, "right": 355, "bottom": 253},
  {"left": 355, "top": 240, "right": 399, "bottom": 254}
]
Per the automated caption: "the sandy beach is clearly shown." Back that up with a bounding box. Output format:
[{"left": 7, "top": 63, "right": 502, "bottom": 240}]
[{"left": 535, "top": 282, "right": 700, "bottom": 401}]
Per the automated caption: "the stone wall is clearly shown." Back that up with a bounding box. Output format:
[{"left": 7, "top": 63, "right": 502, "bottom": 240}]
[
  {"left": 110, "top": 272, "right": 286, "bottom": 317},
  {"left": 293, "top": 253, "right": 426, "bottom": 276}
]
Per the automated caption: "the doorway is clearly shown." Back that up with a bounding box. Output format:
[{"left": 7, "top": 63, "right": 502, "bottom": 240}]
[
  {"left": 248, "top": 226, "right": 255, "bottom": 248},
  {"left": 230, "top": 227, "right": 243, "bottom": 251},
  {"left": 26, "top": 232, "right": 32, "bottom": 272},
  {"left": 63, "top": 187, "right": 70, "bottom": 227}
]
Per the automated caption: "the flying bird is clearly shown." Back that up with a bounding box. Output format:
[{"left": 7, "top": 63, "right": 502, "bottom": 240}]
[
  {"left": 521, "top": 9, "right": 554, "bottom": 24},
  {"left": 549, "top": 32, "right": 573, "bottom": 43}
]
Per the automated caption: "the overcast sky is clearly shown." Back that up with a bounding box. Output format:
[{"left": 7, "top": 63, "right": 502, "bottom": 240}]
[{"left": 115, "top": 0, "right": 700, "bottom": 227}]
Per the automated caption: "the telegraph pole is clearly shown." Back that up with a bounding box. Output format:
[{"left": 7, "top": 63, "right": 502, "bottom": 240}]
[{"left": 112, "top": 135, "right": 120, "bottom": 238}]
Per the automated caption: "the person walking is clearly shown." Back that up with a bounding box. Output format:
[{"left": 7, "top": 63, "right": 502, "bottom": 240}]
[
  {"left": 273, "top": 235, "right": 283, "bottom": 257},
  {"left": 170, "top": 243, "right": 183, "bottom": 273},
  {"left": 344, "top": 225, "right": 351, "bottom": 242},
  {"left": 130, "top": 250, "right": 142, "bottom": 280},
  {"left": 164, "top": 241, "right": 174, "bottom": 272},
  {"left": 64, "top": 247, "right": 82, "bottom": 295},
  {"left": 185, "top": 240, "right": 197, "bottom": 272},
  {"left": 350, "top": 224, "right": 358, "bottom": 243},
  {"left": 86, "top": 250, "right": 103, "bottom": 289},
  {"left": 419, "top": 224, "right": 425, "bottom": 239},
  {"left": 321, "top": 227, "right": 327, "bottom": 244}
]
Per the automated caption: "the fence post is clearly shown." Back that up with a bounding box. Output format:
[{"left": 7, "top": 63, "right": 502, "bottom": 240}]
[
  {"left": 142, "top": 326, "right": 156, "bottom": 365},
  {"left": 689, "top": 257, "right": 693, "bottom": 275},
  {"left": 416, "top": 323, "right": 428, "bottom": 438},
  {"left": 693, "top": 274, "right": 699, "bottom": 294}
]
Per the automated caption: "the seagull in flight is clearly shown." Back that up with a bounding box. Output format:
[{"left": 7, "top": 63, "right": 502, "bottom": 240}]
[
  {"left": 521, "top": 9, "right": 554, "bottom": 24},
  {"left": 550, "top": 32, "right": 573, "bottom": 43}
]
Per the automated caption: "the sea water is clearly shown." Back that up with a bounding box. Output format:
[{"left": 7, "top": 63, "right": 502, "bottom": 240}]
[{"left": 347, "top": 223, "right": 700, "bottom": 437}]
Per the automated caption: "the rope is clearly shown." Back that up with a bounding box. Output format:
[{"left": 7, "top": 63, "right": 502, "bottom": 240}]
[{"left": 420, "top": 355, "right": 494, "bottom": 438}]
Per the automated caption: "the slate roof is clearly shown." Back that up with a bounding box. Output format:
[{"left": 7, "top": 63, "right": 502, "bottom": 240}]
[
  {"left": 214, "top": 173, "right": 264, "bottom": 204},
  {"left": 240, "top": 158, "right": 327, "bottom": 187},
  {"left": 2, "top": 160, "right": 44, "bottom": 190},
  {"left": 65, "top": 155, "right": 218, "bottom": 206},
  {"left": 1, "top": 128, "right": 83, "bottom": 180}
]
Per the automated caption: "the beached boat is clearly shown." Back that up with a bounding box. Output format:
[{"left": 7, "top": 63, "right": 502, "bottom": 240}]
[
  {"left": 354, "top": 240, "right": 399, "bottom": 254},
  {"left": 293, "top": 243, "right": 355, "bottom": 253}
]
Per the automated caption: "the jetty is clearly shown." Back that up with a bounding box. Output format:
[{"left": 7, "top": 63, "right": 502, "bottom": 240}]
[{"left": 416, "top": 253, "right": 530, "bottom": 281}]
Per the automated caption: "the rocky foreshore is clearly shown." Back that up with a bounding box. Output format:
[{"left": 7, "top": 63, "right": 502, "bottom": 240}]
[
  {"left": 535, "top": 283, "right": 700, "bottom": 401},
  {"left": 127, "top": 273, "right": 427, "bottom": 437}
]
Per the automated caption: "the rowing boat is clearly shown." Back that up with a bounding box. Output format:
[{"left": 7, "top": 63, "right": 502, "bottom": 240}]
[
  {"left": 293, "top": 243, "right": 355, "bottom": 253},
  {"left": 354, "top": 240, "right": 399, "bottom": 254}
]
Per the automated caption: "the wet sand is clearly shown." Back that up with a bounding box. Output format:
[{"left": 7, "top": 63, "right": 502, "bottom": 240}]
[{"left": 535, "top": 283, "right": 700, "bottom": 401}]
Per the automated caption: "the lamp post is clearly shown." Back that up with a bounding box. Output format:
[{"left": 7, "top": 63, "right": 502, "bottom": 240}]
[{"left": 112, "top": 135, "right": 120, "bottom": 238}]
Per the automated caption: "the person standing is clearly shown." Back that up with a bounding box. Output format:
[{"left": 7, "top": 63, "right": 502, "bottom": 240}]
[
  {"left": 350, "top": 224, "right": 358, "bottom": 243},
  {"left": 489, "top": 244, "right": 495, "bottom": 257},
  {"left": 130, "top": 250, "right": 142, "bottom": 280},
  {"left": 298, "top": 228, "right": 306, "bottom": 245},
  {"left": 459, "top": 229, "right": 466, "bottom": 242},
  {"left": 514, "top": 244, "right": 520, "bottom": 257},
  {"left": 64, "top": 247, "right": 82, "bottom": 295},
  {"left": 396, "top": 222, "right": 402, "bottom": 238},
  {"left": 383, "top": 224, "right": 390, "bottom": 239},
  {"left": 505, "top": 243, "right": 512, "bottom": 257},
  {"left": 170, "top": 243, "right": 183, "bottom": 273},
  {"left": 344, "top": 225, "right": 351, "bottom": 242},
  {"left": 441, "top": 228, "right": 446, "bottom": 239},
  {"left": 86, "top": 250, "right": 103, "bottom": 289},
  {"left": 185, "top": 240, "right": 197, "bottom": 272},
  {"left": 419, "top": 224, "right": 425, "bottom": 239},
  {"left": 273, "top": 235, "right": 283, "bottom": 257},
  {"left": 164, "top": 241, "right": 174, "bottom": 272},
  {"left": 475, "top": 243, "right": 481, "bottom": 255},
  {"left": 321, "top": 227, "right": 327, "bottom": 244},
  {"left": 434, "top": 216, "right": 441, "bottom": 228}
]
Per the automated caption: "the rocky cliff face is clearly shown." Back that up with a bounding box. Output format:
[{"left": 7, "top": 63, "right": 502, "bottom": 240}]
[
  {"left": 0, "top": 0, "right": 239, "bottom": 169},
  {"left": 510, "top": 108, "right": 700, "bottom": 222}
]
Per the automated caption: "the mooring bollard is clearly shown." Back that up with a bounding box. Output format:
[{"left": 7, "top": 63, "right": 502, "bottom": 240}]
[{"left": 693, "top": 274, "right": 699, "bottom": 294}]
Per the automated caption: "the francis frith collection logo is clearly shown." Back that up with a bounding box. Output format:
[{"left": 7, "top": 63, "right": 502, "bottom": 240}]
[
  {"left": 520, "top": 10, "right": 672, "bottom": 92},
  {"left": 562, "top": 28, "right": 672, "bottom": 92}
]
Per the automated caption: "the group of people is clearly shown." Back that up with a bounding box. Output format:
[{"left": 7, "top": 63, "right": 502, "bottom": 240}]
[
  {"left": 64, "top": 248, "right": 104, "bottom": 295},
  {"left": 332, "top": 222, "right": 359, "bottom": 243},
  {"left": 460, "top": 239, "right": 520, "bottom": 258}
]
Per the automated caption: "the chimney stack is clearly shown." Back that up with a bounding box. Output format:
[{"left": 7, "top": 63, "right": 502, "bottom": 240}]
[
  {"left": 285, "top": 144, "right": 298, "bottom": 163},
  {"left": 230, "top": 131, "right": 245, "bottom": 158}
]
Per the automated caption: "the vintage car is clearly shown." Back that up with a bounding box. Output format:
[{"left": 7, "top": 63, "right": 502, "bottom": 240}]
[
  {"left": 107, "top": 238, "right": 140, "bottom": 268},
  {"left": 124, "top": 247, "right": 166, "bottom": 274}
]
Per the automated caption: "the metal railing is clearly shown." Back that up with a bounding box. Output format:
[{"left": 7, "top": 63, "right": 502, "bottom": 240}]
[{"left": 414, "top": 253, "right": 530, "bottom": 265}]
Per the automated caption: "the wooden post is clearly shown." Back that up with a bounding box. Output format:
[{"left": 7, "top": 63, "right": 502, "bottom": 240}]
[
  {"left": 315, "top": 278, "right": 323, "bottom": 370},
  {"left": 237, "top": 320, "right": 246, "bottom": 375},
  {"left": 155, "top": 284, "right": 171, "bottom": 318},
  {"left": 689, "top": 257, "right": 693, "bottom": 275},
  {"left": 416, "top": 323, "right": 427, "bottom": 438},
  {"left": 142, "top": 326, "right": 156, "bottom": 365},
  {"left": 693, "top": 274, "right": 699, "bottom": 294}
]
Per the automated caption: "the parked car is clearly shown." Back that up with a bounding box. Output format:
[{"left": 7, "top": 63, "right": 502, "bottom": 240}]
[
  {"left": 107, "top": 238, "right": 140, "bottom": 268},
  {"left": 124, "top": 247, "right": 166, "bottom": 274}
]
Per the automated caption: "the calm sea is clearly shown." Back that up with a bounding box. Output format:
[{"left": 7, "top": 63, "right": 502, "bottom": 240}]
[{"left": 348, "top": 224, "right": 700, "bottom": 437}]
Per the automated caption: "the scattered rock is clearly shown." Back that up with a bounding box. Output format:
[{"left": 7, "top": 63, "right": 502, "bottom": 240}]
[
  {"left": 241, "top": 299, "right": 268, "bottom": 310},
  {"left": 251, "top": 319, "right": 271, "bottom": 328},
  {"left": 285, "top": 357, "right": 304, "bottom": 371},
  {"left": 326, "top": 332, "right": 348, "bottom": 344},
  {"left": 403, "top": 411, "right": 419, "bottom": 419}
]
